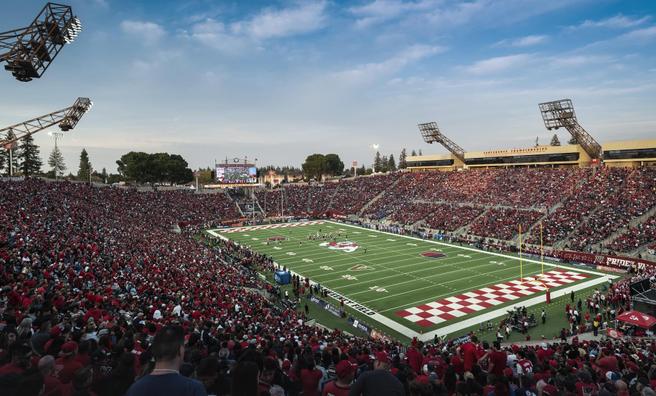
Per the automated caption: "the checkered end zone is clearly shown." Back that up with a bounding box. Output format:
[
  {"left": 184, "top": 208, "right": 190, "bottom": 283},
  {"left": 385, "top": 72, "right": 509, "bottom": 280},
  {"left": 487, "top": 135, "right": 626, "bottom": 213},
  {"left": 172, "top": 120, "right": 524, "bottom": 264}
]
[
  {"left": 220, "top": 220, "right": 325, "bottom": 233},
  {"left": 396, "top": 269, "right": 588, "bottom": 328}
]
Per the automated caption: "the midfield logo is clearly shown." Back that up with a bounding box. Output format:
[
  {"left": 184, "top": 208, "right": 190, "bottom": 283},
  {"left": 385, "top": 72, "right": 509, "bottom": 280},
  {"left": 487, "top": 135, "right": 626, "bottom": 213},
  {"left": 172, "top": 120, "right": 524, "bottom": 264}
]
[
  {"left": 319, "top": 241, "right": 359, "bottom": 253},
  {"left": 349, "top": 264, "right": 373, "bottom": 271}
]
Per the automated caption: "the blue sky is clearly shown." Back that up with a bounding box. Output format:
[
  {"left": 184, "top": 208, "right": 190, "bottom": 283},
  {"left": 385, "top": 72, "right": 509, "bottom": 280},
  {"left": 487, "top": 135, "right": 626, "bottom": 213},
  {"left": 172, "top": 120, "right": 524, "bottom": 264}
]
[{"left": 1, "top": 0, "right": 655, "bottom": 172}]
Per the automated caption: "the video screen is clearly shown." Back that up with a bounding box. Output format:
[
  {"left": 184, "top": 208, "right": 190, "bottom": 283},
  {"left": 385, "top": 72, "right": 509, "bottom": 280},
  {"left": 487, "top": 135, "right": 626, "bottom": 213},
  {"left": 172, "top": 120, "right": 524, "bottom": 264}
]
[{"left": 215, "top": 164, "right": 257, "bottom": 184}]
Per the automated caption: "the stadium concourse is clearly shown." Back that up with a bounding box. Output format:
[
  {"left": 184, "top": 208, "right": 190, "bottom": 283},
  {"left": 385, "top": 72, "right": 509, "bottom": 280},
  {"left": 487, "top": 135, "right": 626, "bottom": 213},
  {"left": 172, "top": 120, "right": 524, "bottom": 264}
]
[{"left": 1, "top": 167, "right": 656, "bottom": 396}]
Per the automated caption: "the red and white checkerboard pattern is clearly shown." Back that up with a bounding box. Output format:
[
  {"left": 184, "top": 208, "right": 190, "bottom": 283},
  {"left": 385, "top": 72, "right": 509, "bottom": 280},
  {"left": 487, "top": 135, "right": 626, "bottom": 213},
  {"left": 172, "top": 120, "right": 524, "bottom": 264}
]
[
  {"left": 220, "top": 220, "right": 325, "bottom": 234},
  {"left": 396, "top": 269, "right": 588, "bottom": 328}
]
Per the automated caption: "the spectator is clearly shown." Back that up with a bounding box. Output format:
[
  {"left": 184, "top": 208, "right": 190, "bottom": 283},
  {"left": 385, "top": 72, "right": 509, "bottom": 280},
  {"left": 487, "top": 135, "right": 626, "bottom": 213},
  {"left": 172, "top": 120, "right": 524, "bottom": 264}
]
[
  {"left": 323, "top": 360, "right": 355, "bottom": 396},
  {"left": 125, "top": 326, "right": 206, "bottom": 396},
  {"left": 349, "top": 351, "right": 404, "bottom": 396}
]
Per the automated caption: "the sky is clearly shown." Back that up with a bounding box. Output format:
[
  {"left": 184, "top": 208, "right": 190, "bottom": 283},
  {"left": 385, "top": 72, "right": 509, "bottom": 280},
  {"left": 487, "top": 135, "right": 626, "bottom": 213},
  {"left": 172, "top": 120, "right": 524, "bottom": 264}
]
[{"left": 1, "top": 0, "right": 655, "bottom": 173}]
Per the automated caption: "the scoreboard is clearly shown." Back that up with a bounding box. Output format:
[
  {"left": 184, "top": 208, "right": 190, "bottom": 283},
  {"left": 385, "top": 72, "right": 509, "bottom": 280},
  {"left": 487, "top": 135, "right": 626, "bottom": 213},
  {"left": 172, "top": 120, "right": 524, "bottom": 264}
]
[{"left": 215, "top": 163, "right": 257, "bottom": 184}]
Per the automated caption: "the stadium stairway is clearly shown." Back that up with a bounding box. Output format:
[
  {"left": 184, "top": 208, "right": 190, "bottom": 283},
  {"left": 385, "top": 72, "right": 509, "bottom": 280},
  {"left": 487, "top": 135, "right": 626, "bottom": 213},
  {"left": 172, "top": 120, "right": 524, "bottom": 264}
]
[{"left": 357, "top": 175, "right": 404, "bottom": 216}]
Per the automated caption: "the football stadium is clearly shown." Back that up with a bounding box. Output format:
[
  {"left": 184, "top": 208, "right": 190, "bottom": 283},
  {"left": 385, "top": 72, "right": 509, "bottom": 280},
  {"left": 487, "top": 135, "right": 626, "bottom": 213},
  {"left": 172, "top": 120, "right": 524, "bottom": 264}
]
[{"left": 2, "top": 2, "right": 656, "bottom": 396}]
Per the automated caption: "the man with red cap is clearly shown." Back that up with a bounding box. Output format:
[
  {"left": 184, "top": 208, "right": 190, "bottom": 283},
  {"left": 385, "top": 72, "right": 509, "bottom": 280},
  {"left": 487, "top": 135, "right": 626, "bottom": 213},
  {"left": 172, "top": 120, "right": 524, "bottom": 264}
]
[
  {"left": 55, "top": 341, "right": 83, "bottom": 384},
  {"left": 349, "top": 351, "right": 404, "bottom": 396},
  {"left": 323, "top": 360, "right": 355, "bottom": 396}
]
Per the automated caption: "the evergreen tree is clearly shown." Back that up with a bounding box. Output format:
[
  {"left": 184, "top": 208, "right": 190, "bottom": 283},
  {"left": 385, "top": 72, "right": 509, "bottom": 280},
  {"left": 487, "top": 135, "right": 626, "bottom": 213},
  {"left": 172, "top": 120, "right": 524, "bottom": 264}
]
[
  {"left": 550, "top": 134, "right": 561, "bottom": 146},
  {"left": 411, "top": 149, "right": 417, "bottom": 156},
  {"left": 18, "top": 134, "right": 42, "bottom": 177},
  {"left": 373, "top": 151, "right": 382, "bottom": 173},
  {"left": 388, "top": 154, "right": 396, "bottom": 171},
  {"left": 48, "top": 145, "right": 66, "bottom": 178},
  {"left": 381, "top": 155, "right": 388, "bottom": 172},
  {"left": 101, "top": 167, "right": 108, "bottom": 183},
  {"left": 78, "top": 148, "right": 93, "bottom": 181},
  {"left": 568, "top": 136, "right": 578, "bottom": 145},
  {"left": 399, "top": 148, "right": 407, "bottom": 169},
  {"left": 418, "top": 149, "right": 423, "bottom": 156}
]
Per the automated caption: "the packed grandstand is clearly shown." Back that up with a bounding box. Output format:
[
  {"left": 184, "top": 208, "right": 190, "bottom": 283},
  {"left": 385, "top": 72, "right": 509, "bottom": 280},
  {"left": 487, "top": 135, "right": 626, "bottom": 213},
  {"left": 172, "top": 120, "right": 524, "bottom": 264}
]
[{"left": 1, "top": 166, "right": 656, "bottom": 396}]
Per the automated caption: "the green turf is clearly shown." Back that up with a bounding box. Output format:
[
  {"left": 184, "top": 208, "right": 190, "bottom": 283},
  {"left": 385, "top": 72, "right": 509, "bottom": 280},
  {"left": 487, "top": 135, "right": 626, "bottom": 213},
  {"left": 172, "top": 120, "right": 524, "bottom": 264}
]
[{"left": 209, "top": 221, "right": 605, "bottom": 340}]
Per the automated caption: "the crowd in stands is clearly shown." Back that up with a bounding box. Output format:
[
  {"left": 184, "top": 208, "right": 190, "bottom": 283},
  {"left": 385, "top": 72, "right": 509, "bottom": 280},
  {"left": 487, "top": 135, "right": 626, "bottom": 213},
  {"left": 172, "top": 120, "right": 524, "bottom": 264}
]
[
  {"left": 2, "top": 177, "right": 656, "bottom": 396},
  {"left": 423, "top": 205, "right": 485, "bottom": 232},
  {"left": 568, "top": 168, "right": 656, "bottom": 252},
  {"left": 467, "top": 209, "right": 544, "bottom": 241},
  {"left": 607, "top": 214, "right": 656, "bottom": 254}
]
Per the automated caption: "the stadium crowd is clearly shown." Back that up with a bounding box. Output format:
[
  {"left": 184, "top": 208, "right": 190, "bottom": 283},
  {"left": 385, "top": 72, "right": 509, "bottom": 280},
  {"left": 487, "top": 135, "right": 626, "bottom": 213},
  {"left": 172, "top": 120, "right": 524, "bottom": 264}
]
[{"left": 2, "top": 166, "right": 656, "bottom": 396}]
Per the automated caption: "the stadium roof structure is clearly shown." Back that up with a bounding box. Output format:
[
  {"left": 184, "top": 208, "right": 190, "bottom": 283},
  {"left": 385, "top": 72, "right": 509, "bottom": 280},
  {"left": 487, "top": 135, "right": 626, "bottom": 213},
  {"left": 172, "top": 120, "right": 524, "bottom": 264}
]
[
  {"left": 0, "top": 97, "right": 92, "bottom": 148},
  {"left": 0, "top": 2, "right": 81, "bottom": 82},
  {"left": 418, "top": 122, "right": 466, "bottom": 163},
  {"left": 538, "top": 99, "right": 602, "bottom": 160}
]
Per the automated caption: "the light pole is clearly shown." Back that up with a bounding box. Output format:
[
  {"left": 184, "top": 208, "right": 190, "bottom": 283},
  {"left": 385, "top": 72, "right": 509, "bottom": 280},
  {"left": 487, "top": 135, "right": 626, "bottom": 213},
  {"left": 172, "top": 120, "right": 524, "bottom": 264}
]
[
  {"left": 252, "top": 157, "right": 258, "bottom": 223},
  {"left": 48, "top": 131, "right": 63, "bottom": 180},
  {"left": 370, "top": 143, "right": 379, "bottom": 173}
]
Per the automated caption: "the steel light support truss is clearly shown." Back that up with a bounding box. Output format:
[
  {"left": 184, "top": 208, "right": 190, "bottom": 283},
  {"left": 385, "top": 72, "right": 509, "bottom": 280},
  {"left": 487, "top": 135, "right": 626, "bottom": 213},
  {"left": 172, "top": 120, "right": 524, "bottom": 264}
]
[
  {"left": 418, "top": 121, "right": 466, "bottom": 163},
  {"left": 0, "top": 2, "right": 81, "bottom": 82},
  {"left": 538, "top": 99, "right": 602, "bottom": 159},
  {"left": 0, "top": 97, "right": 92, "bottom": 146}
]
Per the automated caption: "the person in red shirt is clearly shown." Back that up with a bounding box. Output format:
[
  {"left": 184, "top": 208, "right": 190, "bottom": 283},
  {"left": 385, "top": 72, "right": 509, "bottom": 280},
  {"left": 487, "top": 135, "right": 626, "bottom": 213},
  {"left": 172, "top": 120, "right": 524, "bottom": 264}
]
[
  {"left": 536, "top": 343, "right": 554, "bottom": 364},
  {"left": 516, "top": 350, "right": 533, "bottom": 375},
  {"left": 55, "top": 341, "right": 83, "bottom": 384},
  {"left": 488, "top": 341, "right": 507, "bottom": 378},
  {"left": 595, "top": 349, "right": 619, "bottom": 373},
  {"left": 460, "top": 335, "right": 478, "bottom": 372},
  {"left": 0, "top": 343, "right": 32, "bottom": 376},
  {"left": 299, "top": 353, "right": 323, "bottom": 396},
  {"left": 322, "top": 360, "right": 354, "bottom": 396},
  {"left": 39, "top": 355, "right": 69, "bottom": 396}
]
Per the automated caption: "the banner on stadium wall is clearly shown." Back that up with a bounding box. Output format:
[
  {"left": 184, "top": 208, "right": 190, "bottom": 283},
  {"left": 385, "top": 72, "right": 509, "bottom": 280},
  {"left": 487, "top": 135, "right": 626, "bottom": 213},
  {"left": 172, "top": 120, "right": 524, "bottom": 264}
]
[
  {"left": 556, "top": 250, "right": 656, "bottom": 272},
  {"left": 309, "top": 295, "right": 343, "bottom": 318},
  {"left": 347, "top": 316, "right": 373, "bottom": 335}
]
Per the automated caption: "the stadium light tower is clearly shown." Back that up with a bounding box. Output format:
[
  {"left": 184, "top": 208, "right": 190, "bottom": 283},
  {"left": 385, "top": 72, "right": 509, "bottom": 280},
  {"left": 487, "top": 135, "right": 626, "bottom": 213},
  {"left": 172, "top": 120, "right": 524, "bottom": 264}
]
[
  {"left": 0, "top": 97, "right": 92, "bottom": 147},
  {"left": 417, "top": 121, "right": 466, "bottom": 163},
  {"left": 538, "top": 99, "right": 602, "bottom": 159},
  {"left": 0, "top": 2, "right": 82, "bottom": 82}
]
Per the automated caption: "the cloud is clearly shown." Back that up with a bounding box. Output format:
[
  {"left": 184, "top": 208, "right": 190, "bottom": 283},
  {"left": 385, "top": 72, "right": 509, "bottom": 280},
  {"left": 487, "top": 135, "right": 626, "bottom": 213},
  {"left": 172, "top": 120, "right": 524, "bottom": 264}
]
[
  {"left": 620, "top": 26, "right": 656, "bottom": 40},
  {"left": 120, "top": 20, "right": 165, "bottom": 44},
  {"left": 184, "top": 2, "right": 328, "bottom": 53},
  {"left": 334, "top": 44, "right": 445, "bottom": 83},
  {"left": 465, "top": 54, "right": 534, "bottom": 75},
  {"left": 494, "top": 35, "right": 549, "bottom": 48},
  {"left": 568, "top": 14, "right": 651, "bottom": 30},
  {"left": 349, "top": 0, "right": 437, "bottom": 29},
  {"left": 232, "top": 1, "right": 328, "bottom": 39},
  {"left": 184, "top": 19, "right": 250, "bottom": 54}
]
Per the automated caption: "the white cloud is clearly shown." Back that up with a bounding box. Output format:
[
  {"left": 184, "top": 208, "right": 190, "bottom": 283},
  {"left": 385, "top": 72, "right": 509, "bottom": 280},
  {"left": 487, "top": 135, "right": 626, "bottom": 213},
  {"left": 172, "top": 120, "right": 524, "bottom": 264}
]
[
  {"left": 233, "top": 1, "right": 328, "bottom": 39},
  {"left": 569, "top": 14, "right": 651, "bottom": 30},
  {"left": 185, "top": 19, "right": 250, "bottom": 54},
  {"left": 334, "top": 44, "right": 445, "bottom": 83},
  {"left": 620, "top": 26, "right": 656, "bottom": 40},
  {"left": 184, "top": 2, "right": 328, "bottom": 53},
  {"left": 465, "top": 54, "right": 534, "bottom": 75},
  {"left": 349, "top": 0, "right": 437, "bottom": 29},
  {"left": 120, "top": 20, "right": 165, "bottom": 44},
  {"left": 549, "top": 55, "right": 612, "bottom": 68},
  {"left": 494, "top": 35, "right": 549, "bottom": 48}
]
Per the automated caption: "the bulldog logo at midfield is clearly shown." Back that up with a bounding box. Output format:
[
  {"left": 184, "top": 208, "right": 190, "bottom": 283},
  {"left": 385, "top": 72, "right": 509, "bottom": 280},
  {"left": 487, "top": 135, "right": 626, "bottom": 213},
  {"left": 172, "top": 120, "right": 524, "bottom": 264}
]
[{"left": 319, "top": 241, "right": 359, "bottom": 253}]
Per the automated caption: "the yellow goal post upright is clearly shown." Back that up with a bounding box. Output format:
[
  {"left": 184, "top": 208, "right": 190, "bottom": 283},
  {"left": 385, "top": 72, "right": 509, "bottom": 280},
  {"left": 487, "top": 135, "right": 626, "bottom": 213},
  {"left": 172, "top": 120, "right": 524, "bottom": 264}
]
[{"left": 519, "top": 222, "right": 551, "bottom": 302}]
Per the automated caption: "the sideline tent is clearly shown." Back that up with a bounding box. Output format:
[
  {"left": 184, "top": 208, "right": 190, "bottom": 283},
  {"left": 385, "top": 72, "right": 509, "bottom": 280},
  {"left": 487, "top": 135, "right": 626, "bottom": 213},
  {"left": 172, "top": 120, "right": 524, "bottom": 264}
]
[{"left": 616, "top": 310, "right": 656, "bottom": 328}]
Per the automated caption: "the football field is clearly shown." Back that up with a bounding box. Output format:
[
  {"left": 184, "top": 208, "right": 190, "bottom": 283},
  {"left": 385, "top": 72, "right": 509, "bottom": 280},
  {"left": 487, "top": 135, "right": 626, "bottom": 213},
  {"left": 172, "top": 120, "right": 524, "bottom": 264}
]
[{"left": 208, "top": 220, "right": 614, "bottom": 341}]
